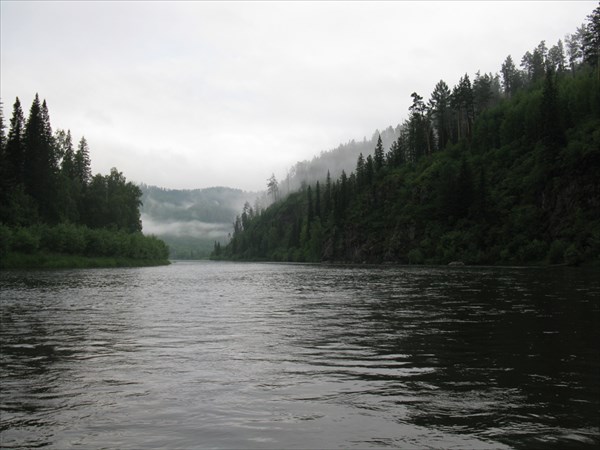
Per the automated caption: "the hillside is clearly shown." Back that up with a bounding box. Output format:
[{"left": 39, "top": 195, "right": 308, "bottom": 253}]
[
  {"left": 213, "top": 8, "right": 600, "bottom": 266},
  {"left": 140, "top": 185, "right": 258, "bottom": 259},
  {"left": 279, "top": 126, "right": 400, "bottom": 196}
]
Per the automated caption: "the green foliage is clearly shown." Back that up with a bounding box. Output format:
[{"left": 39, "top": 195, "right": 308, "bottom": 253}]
[
  {"left": 1, "top": 223, "right": 169, "bottom": 268},
  {"left": 215, "top": 59, "right": 600, "bottom": 266},
  {"left": 0, "top": 95, "right": 168, "bottom": 267}
]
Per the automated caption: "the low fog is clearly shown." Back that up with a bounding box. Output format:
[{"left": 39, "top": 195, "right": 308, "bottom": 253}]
[{"left": 141, "top": 214, "right": 231, "bottom": 240}]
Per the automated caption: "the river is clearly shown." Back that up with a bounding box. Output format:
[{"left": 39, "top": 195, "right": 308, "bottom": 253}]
[{"left": 0, "top": 261, "right": 598, "bottom": 449}]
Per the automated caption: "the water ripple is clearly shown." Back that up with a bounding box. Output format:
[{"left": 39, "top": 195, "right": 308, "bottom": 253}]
[{"left": 1, "top": 262, "right": 598, "bottom": 449}]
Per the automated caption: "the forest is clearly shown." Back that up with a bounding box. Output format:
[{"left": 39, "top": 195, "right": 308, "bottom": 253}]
[
  {"left": 140, "top": 185, "right": 257, "bottom": 259},
  {"left": 213, "top": 6, "right": 600, "bottom": 266},
  {"left": 0, "top": 95, "right": 169, "bottom": 268}
]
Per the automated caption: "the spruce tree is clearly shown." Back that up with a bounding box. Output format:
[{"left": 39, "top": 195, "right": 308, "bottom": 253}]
[
  {"left": 59, "top": 130, "right": 76, "bottom": 180},
  {"left": 307, "top": 185, "right": 314, "bottom": 226},
  {"left": 429, "top": 80, "right": 452, "bottom": 150},
  {"left": 501, "top": 55, "right": 519, "bottom": 97},
  {"left": 374, "top": 135, "right": 385, "bottom": 172},
  {"left": 0, "top": 101, "right": 8, "bottom": 204},
  {"left": 24, "top": 94, "right": 58, "bottom": 221},
  {"left": 74, "top": 137, "right": 92, "bottom": 185},
  {"left": 315, "top": 181, "right": 321, "bottom": 219},
  {"left": 5, "top": 97, "right": 26, "bottom": 186},
  {"left": 582, "top": 4, "right": 600, "bottom": 79},
  {"left": 324, "top": 170, "right": 332, "bottom": 217},
  {"left": 0, "top": 100, "right": 5, "bottom": 153}
]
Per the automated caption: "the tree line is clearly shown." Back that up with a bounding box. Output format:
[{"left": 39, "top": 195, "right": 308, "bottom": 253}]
[
  {"left": 213, "top": 5, "right": 600, "bottom": 266},
  {"left": 0, "top": 95, "right": 169, "bottom": 264}
]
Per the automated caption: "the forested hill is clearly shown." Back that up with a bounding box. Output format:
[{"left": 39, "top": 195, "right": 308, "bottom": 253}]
[
  {"left": 0, "top": 95, "right": 169, "bottom": 268},
  {"left": 278, "top": 126, "right": 400, "bottom": 196},
  {"left": 139, "top": 185, "right": 258, "bottom": 259},
  {"left": 213, "top": 6, "right": 600, "bottom": 266}
]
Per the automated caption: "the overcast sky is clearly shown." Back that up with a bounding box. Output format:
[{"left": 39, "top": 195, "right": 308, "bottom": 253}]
[{"left": 1, "top": 1, "right": 594, "bottom": 191}]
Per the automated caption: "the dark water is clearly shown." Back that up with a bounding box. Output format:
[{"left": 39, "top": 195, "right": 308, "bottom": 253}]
[{"left": 1, "top": 262, "right": 598, "bottom": 449}]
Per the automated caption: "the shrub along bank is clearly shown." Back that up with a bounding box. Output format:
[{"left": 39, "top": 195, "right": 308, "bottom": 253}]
[{"left": 0, "top": 223, "right": 170, "bottom": 269}]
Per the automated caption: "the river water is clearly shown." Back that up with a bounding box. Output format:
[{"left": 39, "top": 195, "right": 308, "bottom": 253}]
[{"left": 0, "top": 262, "right": 598, "bottom": 449}]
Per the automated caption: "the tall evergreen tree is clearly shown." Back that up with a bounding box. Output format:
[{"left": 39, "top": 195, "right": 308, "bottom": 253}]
[
  {"left": 307, "top": 185, "right": 314, "bottom": 232},
  {"left": 356, "top": 153, "right": 366, "bottom": 186},
  {"left": 5, "top": 97, "right": 26, "bottom": 186},
  {"left": 267, "top": 173, "right": 279, "bottom": 202},
  {"left": 451, "top": 75, "right": 474, "bottom": 140},
  {"left": 582, "top": 4, "right": 600, "bottom": 79},
  {"left": 565, "top": 28, "right": 585, "bottom": 73},
  {"left": 473, "top": 71, "right": 494, "bottom": 116},
  {"left": 315, "top": 181, "right": 321, "bottom": 219},
  {"left": 501, "top": 55, "right": 520, "bottom": 97},
  {"left": 548, "top": 40, "right": 567, "bottom": 73},
  {"left": 373, "top": 135, "right": 385, "bottom": 172},
  {"left": 0, "top": 101, "right": 6, "bottom": 153},
  {"left": 0, "top": 101, "right": 8, "bottom": 206},
  {"left": 324, "top": 170, "right": 332, "bottom": 217},
  {"left": 408, "top": 92, "right": 430, "bottom": 159},
  {"left": 59, "top": 130, "right": 76, "bottom": 180},
  {"left": 74, "top": 136, "right": 92, "bottom": 186},
  {"left": 24, "top": 94, "right": 58, "bottom": 222},
  {"left": 429, "top": 80, "right": 452, "bottom": 150}
]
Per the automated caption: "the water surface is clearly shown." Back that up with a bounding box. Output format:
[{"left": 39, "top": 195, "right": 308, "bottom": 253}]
[{"left": 1, "top": 262, "right": 599, "bottom": 448}]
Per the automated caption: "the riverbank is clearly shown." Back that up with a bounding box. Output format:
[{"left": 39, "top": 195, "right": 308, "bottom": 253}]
[{"left": 0, "top": 252, "right": 171, "bottom": 270}]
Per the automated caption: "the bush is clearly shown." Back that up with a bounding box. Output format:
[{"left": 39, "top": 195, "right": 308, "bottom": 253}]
[
  {"left": 0, "top": 224, "right": 12, "bottom": 257},
  {"left": 12, "top": 227, "right": 40, "bottom": 254},
  {"left": 564, "top": 244, "right": 582, "bottom": 266},
  {"left": 517, "top": 239, "right": 548, "bottom": 263},
  {"left": 547, "top": 240, "right": 568, "bottom": 264},
  {"left": 407, "top": 248, "right": 424, "bottom": 264}
]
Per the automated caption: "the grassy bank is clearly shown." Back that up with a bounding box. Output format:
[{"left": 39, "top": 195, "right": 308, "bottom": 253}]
[{"left": 1, "top": 252, "right": 170, "bottom": 270}]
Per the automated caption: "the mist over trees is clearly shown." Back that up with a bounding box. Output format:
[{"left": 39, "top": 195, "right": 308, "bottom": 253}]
[
  {"left": 139, "top": 185, "right": 258, "bottom": 259},
  {"left": 214, "top": 5, "right": 600, "bottom": 266},
  {"left": 0, "top": 95, "right": 169, "bottom": 266}
]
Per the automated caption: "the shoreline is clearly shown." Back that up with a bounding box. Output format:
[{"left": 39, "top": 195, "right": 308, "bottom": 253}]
[{"left": 0, "top": 252, "right": 171, "bottom": 270}]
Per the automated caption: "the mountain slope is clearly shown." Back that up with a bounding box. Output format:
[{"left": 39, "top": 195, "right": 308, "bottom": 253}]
[
  {"left": 213, "top": 37, "right": 600, "bottom": 266},
  {"left": 140, "top": 185, "right": 258, "bottom": 258}
]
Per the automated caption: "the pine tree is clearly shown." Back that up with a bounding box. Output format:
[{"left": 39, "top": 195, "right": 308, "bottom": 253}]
[
  {"left": 547, "top": 40, "right": 566, "bottom": 73},
  {"left": 74, "top": 137, "right": 92, "bottom": 185},
  {"left": 324, "top": 170, "right": 332, "bottom": 217},
  {"left": 5, "top": 97, "right": 26, "bottom": 186},
  {"left": 59, "top": 130, "right": 76, "bottom": 180},
  {"left": 315, "top": 181, "right": 321, "bottom": 219},
  {"left": 267, "top": 173, "right": 279, "bottom": 202},
  {"left": 307, "top": 185, "right": 314, "bottom": 227},
  {"left": 501, "top": 55, "right": 519, "bottom": 97},
  {"left": 473, "top": 71, "right": 494, "bottom": 116},
  {"left": 0, "top": 101, "right": 8, "bottom": 204},
  {"left": 451, "top": 75, "right": 474, "bottom": 141},
  {"left": 24, "top": 94, "right": 58, "bottom": 221},
  {"left": 565, "top": 28, "right": 585, "bottom": 73},
  {"left": 429, "top": 80, "right": 452, "bottom": 150},
  {"left": 0, "top": 100, "right": 5, "bottom": 153},
  {"left": 356, "top": 153, "right": 366, "bottom": 186},
  {"left": 374, "top": 134, "right": 385, "bottom": 172},
  {"left": 582, "top": 4, "right": 600, "bottom": 79}
]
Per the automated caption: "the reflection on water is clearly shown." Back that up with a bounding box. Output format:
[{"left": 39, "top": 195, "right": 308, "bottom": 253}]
[{"left": 1, "top": 262, "right": 599, "bottom": 449}]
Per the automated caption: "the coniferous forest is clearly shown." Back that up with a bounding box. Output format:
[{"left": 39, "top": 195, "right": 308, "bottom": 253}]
[
  {"left": 213, "top": 6, "right": 600, "bottom": 266},
  {"left": 0, "top": 95, "right": 169, "bottom": 268}
]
